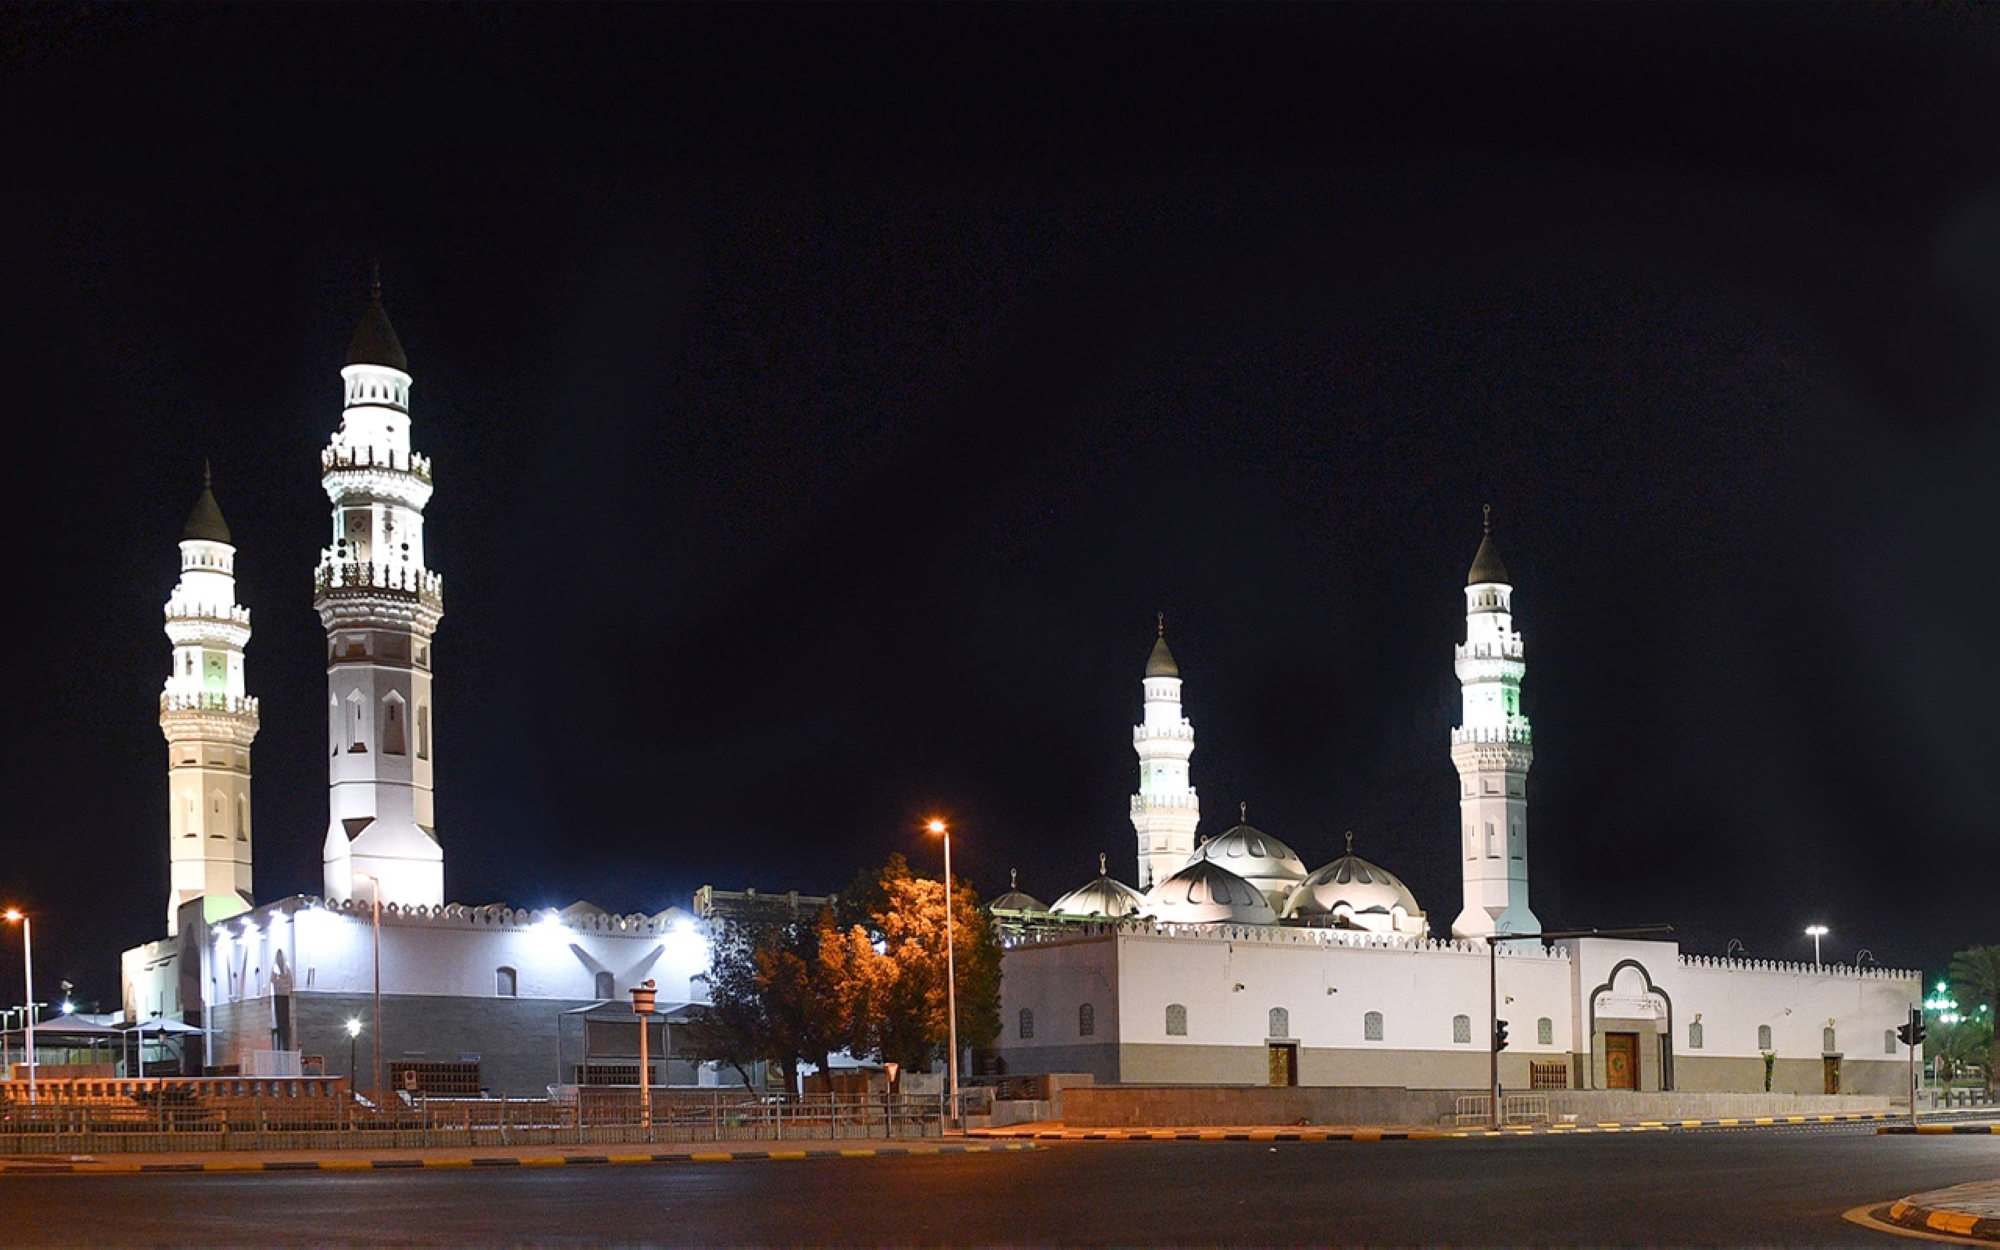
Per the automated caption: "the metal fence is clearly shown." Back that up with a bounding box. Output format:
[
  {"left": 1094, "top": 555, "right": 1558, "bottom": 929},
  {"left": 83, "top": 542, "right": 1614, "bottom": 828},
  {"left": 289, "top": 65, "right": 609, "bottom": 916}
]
[
  {"left": 0, "top": 1089, "right": 947, "bottom": 1155},
  {"left": 1451, "top": 1093, "right": 1551, "bottom": 1127}
]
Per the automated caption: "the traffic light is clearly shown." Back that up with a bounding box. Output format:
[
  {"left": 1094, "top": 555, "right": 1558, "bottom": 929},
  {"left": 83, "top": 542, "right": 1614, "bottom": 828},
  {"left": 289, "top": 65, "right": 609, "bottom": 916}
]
[
  {"left": 1494, "top": 1018, "right": 1511, "bottom": 1051},
  {"left": 1896, "top": 1008, "right": 1927, "bottom": 1048}
]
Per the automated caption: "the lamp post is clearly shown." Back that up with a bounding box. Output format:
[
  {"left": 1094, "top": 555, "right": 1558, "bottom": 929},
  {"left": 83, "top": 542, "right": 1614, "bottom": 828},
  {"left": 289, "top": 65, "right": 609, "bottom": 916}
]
[
  {"left": 926, "top": 819, "right": 959, "bottom": 1125},
  {"left": 3, "top": 910, "right": 34, "bottom": 1106},
  {"left": 1804, "top": 924, "right": 1828, "bottom": 971},
  {"left": 357, "top": 874, "right": 382, "bottom": 1102},
  {"left": 630, "top": 980, "right": 657, "bottom": 1130}
]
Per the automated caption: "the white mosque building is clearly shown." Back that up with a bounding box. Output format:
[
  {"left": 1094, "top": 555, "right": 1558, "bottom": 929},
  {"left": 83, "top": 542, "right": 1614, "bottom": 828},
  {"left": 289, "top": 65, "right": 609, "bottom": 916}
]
[
  {"left": 121, "top": 284, "right": 716, "bottom": 1096},
  {"left": 993, "top": 522, "right": 1920, "bottom": 1097}
]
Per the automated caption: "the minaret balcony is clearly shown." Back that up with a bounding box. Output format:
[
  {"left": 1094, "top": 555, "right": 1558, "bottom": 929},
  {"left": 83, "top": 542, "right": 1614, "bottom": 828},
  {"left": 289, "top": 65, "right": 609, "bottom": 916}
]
[
  {"left": 322, "top": 443, "right": 432, "bottom": 482},
  {"left": 160, "top": 691, "right": 260, "bottom": 719},
  {"left": 1131, "top": 792, "right": 1199, "bottom": 813},
  {"left": 1454, "top": 640, "right": 1524, "bottom": 661},
  {"left": 165, "top": 601, "right": 250, "bottom": 627},
  {"left": 314, "top": 559, "right": 445, "bottom": 608},
  {"left": 1132, "top": 723, "right": 1194, "bottom": 744},
  {"left": 1451, "top": 724, "right": 1532, "bottom": 746}
]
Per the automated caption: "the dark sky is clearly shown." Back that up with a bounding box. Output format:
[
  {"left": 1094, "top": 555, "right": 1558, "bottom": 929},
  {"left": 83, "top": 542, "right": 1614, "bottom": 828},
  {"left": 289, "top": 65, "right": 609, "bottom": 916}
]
[{"left": 4, "top": 5, "right": 1996, "bottom": 1009}]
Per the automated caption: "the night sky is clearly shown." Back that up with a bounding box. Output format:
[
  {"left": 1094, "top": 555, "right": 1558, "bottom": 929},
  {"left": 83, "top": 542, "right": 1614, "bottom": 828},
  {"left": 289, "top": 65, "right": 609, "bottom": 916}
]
[{"left": 5, "top": 5, "right": 1996, "bottom": 1009}]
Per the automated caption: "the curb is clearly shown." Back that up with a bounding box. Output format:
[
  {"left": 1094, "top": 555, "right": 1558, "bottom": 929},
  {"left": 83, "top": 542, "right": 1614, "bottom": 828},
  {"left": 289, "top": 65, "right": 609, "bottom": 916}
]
[
  {"left": 0, "top": 1140, "right": 1039, "bottom": 1176},
  {"left": 1884, "top": 1195, "right": 2000, "bottom": 1243},
  {"left": 974, "top": 1111, "right": 1895, "bottom": 1142},
  {"left": 1880, "top": 1125, "right": 2000, "bottom": 1136}
]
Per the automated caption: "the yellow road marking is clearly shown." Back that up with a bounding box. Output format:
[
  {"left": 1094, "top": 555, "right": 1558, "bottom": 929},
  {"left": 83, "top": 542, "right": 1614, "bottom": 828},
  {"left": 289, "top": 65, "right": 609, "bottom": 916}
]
[{"left": 606, "top": 1155, "right": 654, "bottom": 1165}]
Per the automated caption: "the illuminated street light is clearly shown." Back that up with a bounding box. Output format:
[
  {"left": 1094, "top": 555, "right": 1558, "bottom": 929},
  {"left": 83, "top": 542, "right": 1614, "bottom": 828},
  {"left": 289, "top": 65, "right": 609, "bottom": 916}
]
[
  {"left": 345, "top": 1017, "right": 362, "bottom": 1088},
  {"left": 3, "top": 910, "right": 33, "bottom": 1105},
  {"left": 926, "top": 818, "right": 959, "bottom": 1124},
  {"left": 1804, "top": 924, "right": 1828, "bottom": 971}
]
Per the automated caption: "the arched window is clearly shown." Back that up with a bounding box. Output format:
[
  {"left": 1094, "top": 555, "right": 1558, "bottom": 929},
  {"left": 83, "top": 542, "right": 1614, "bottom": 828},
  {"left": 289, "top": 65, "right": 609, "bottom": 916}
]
[
  {"left": 1165, "top": 1004, "right": 1187, "bottom": 1037},
  {"left": 1018, "top": 1008, "right": 1034, "bottom": 1040},
  {"left": 1452, "top": 1014, "right": 1472, "bottom": 1044},
  {"left": 1757, "top": 1024, "right": 1773, "bottom": 1051},
  {"left": 1688, "top": 1021, "right": 1704, "bottom": 1050},
  {"left": 416, "top": 705, "right": 430, "bottom": 760},
  {"left": 237, "top": 795, "right": 250, "bottom": 842},
  {"left": 1268, "top": 1007, "right": 1289, "bottom": 1039},
  {"left": 1078, "top": 1003, "right": 1095, "bottom": 1037},
  {"left": 381, "top": 692, "right": 407, "bottom": 755},
  {"left": 1537, "top": 1017, "right": 1553, "bottom": 1047},
  {"left": 495, "top": 967, "right": 517, "bottom": 998},
  {"left": 595, "top": 971, "right": 615, "bottom": 1000},
  {"left": 1822, "top": 1027, "right": 1837, "bottom": 1054},
  {"left": 1364, "top": 1011, "right": 1384, "bottom": 1042},
  {"left": 346, "top": 690, "right": 368, "bottom": 752},
  {"left": 1884, "top": 1029, "right": 1898, "bottom": 1055}
]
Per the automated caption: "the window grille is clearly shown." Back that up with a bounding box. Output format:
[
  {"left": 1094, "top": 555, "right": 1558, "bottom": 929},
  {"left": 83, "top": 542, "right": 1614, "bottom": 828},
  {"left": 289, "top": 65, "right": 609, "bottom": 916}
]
[
  {"left": 1757, "top": 1024, "right": 1772, "bottom": 1051},
  {"left": 1165, "top": 1004, "right": 1187, "bottom": 1037},
  {"left": 1268, "top": 1007, "right": 1289, "bottom": 1038},
  {"left": 1078, "top": 1003, "right": 1095, "bottom": 1037},
  {"left": 1452, "top": 1014, "right": 1472, "bottom": 1044},
  {"left": 1364, "top": 1011, "right": 1384, "bottom": 1041},
  {"left": 1688, "top": 1021, "right": 1704, "bottom": 1050},
  {"left": 1019, "top": 1008, "right": 1034, "bottom": 1040},
  {"left": 1537, "top": 1017, "right": 1553, "bottom": 1047}
]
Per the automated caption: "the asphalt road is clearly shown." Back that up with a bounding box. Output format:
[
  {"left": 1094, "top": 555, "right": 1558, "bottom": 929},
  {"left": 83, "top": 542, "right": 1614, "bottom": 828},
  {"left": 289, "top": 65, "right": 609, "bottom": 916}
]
[{"left": 1, "top": 1127, "right": 1995, "bottom": 1245}]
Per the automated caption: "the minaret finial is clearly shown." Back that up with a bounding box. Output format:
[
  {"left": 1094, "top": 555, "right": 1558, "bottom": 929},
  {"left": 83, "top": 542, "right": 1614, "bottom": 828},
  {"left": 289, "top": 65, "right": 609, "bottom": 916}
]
[
  {"left": 202, "top": 458, "right": 212, "bottom": 489},
  {"left": 1098, "top": 852, "right": 1108, "bottom": 876},
  {"left": 1482, "top": 503, "right": 1492, "bottom": 534},
  {"left": 368, "top": 257, "right": 382, "bottom": 302},
  {"left": 1239, "top": 800, "right": 1248, "bottom": 824},
  {"left": 1345, "top": 830, "right": 1355, "bottom": 855},
  {"left": 1010, "top": 868, "right": 1019, "bottom": 890},
  {"left": 1157, "top": 611, "right": 1165, "bottom": 638}
]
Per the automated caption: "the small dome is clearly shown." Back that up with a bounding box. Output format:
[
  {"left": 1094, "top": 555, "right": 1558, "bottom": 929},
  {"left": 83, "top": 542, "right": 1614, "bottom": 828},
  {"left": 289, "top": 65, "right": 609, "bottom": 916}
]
[
  {"left": 989, "top": 870, "right": 1048, "bottom": 915},
  {"left": 1283, "top": 838, "right": 1424, "bottom": 932},
  {"left": 1191, "top": 820, "right": 1306, "bottom": 907},
  {"left": 1050, "top": 857, "right": 1147, "bottom": 919},
  {"left": 182, "top": 475, "right": 231, "bottom": 545},
  {"left": 1147, "top": 859, "right": 1278, "bottom": 926}
]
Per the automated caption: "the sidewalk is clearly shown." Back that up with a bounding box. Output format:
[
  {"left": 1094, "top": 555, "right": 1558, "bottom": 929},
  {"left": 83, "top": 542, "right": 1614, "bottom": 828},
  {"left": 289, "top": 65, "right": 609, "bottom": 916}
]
[
  {"left": 970, "top": 1109, "right": 1897, "bottom": 1142},
  {"left": 0, "top": 1139, "right": 1038, "bottom": 1176},
  {"left": 1883, "top": 1180, "right": 2000, "bottom": 1242}
]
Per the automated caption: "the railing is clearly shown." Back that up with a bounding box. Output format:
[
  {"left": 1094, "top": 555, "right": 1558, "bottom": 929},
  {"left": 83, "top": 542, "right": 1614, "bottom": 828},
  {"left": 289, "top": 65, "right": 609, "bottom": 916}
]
[
  {"left": 159, "top": 692, "right": 260, "bottom": 717},
  {"left": 313, "top": 560, "right": 443, "bottom": 604},
  {"left": 164, "top": 602, "right": 250, "bottom": 626},
  {"left": 1450, "top": 725, "right": 1533, "bottom": 746},
  {"left": 321, "top": 444, "right": 432, "bottom": 483},
  {"left": 0, "top": 1089, "right": 945, "bottom": 1155},
  {"left": 1452, "top": 1093, "right": 1550, "bottom": 1127}
]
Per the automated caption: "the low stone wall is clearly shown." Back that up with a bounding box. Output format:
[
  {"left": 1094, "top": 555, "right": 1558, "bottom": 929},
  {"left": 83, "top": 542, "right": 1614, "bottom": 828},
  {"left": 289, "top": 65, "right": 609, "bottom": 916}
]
[{"left": 1059, "top": 1084, "right": 1897, "bottom": 1127}]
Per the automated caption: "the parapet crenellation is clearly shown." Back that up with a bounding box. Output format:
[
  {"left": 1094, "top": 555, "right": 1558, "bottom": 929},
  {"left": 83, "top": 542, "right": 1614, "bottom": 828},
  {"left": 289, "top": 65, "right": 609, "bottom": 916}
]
[
  {"left": 1677, "top": 952, "right": 1918, "bottom": 981},
  {"left": 255, "top": 894, "right": 688, "bottom": 935}
]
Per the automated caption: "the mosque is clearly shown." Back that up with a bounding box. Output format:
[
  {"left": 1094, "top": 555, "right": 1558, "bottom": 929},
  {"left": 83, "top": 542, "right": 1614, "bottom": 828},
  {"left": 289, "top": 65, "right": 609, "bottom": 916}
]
[
  {"left": 988, "top": 529, "right": 1921, "bottom": 1097},
  {"left": 114, "top": 280, "right": 1918, "bottom": 1104},
  {"left": 121, "top": 285, "right": 716, "bottom": 1097}
]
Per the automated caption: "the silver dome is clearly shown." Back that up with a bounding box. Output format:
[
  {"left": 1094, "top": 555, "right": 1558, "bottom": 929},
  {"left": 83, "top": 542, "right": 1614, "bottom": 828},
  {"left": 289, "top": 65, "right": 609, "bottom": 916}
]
[
  {"left": 1282, "top": 840, "right": 1425, "bottom": 933},
  {"left": 990, "top": 869, "right": 1048, "bottom": 915},
  {"left": 1050, "top": 856, "right": 1147, "bottom": 919},
  {"left": 1190, "top": 821, "right": 1307, "bottom": 909},
  {"left": 1147, "top": 859, "right": 1278, "bottom": 926}
]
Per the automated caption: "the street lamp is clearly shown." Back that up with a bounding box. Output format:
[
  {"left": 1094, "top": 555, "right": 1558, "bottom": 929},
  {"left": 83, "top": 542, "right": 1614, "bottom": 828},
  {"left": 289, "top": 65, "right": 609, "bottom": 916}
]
[
  {"left": 345, "top": 1018, "right": 363, "bottom": 1089},
  {"left": 2, "top": 910, "right": 33, "bottom": 1105},
  {"left": 630, "top": 980, "right": 657, "bottom": 1131},
  {"left": 1804, "top": 924, "right": 1828, "bottom": 971},
  {"left": 926, "top": 818, "right": 959, "bottom": 1125},
  {"left": 356, "top": 874, "right": 383, "bottom": 1102}
]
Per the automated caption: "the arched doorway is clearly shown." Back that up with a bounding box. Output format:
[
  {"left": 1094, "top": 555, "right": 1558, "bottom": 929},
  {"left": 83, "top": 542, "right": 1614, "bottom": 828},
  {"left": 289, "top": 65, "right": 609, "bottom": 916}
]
[{"left": 1587, "top": 960, "right": 1674, "bottom": 1091}]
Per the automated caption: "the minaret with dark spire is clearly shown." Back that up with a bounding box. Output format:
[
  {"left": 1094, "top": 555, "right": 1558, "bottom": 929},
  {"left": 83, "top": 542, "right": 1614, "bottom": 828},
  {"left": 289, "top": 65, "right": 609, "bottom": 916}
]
[
  {"left": 1449, "top": 506, "right": 1540, "bottom": 940},
  {"left": 315, "top": 268, "right": 445, "bottom": 907},
  {"left": 1131, "top": 614, "right": 1200, "bottom": 890},
  {"left": 160, "top": 466, "right": 258, "bottom": 933}
]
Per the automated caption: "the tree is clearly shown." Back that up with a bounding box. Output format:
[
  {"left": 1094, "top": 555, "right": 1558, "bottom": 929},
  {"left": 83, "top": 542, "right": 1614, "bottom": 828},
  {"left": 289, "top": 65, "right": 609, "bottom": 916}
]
[
  {"left": 701, "top": 912, "right": 839, "bottom": 1092},
  {"left": 1947, "top": 944, "right": 2000, "bottom": 1094},
  {"left": 827, "top": 854, "right": 1004, "bottom": 1072}
]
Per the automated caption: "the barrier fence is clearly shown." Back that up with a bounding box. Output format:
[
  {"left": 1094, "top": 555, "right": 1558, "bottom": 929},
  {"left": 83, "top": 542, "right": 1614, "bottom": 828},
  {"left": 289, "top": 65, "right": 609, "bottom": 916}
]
[
  {"left": 1452, "top": 1093, "right": 1551, "bottom": 1127},
  {"left": 0, "top": 1083, "right": 946, "bottom": 1155}
]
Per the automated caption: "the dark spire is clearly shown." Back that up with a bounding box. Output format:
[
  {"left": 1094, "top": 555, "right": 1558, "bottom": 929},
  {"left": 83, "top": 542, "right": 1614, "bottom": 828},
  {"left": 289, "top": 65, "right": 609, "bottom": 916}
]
[
  {"left": 1144, "top": 613, "right": 1180, "bottom": 678},
  {"left": 1466, "top": 503, "right": 1510, "bottom": 586},
  {"left": 182, "top": 463, "right": 231, "bottom": 544},
  {"left": 346, "top": 259, "right": 409, "bottom": 371}
]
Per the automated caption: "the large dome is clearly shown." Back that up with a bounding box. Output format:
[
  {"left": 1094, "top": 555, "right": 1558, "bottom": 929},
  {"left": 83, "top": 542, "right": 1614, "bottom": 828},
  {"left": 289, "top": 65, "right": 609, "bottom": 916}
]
[
  {"left": 1147, "top": 859, "right": 1278, "bottom": 926},
  {"left": 1050, "top": 856, "right": 1147, "bottom": 919},
  {"left": 1190, "top": 820, "right": 1307, "bottom": 910},
  {"left": 1282, "top": 836, "right": 1426, "bottom": 934}
]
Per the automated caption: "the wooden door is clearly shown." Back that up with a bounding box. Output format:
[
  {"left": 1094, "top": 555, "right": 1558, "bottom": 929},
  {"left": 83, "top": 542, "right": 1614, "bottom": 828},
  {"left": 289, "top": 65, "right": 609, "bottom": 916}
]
[
  {"left": 1267, "top": 1042, "right": 1298, "bottom": 1086},
  {"left": 1605, "top": 1032, "right": 1639, "bottom": 1090},
  {"left": 1823, "top": 1056, "right": 1841, "bottom": 1095}
]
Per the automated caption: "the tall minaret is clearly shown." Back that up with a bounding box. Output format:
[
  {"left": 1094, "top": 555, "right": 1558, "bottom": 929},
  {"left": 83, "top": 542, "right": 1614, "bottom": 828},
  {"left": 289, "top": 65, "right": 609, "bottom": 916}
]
[
  {"left": 316, "top": 273, "right": 446, "bottom": 907},
  {"left": 1131, "top": 616, "right": 1200, "bottom": 890},
  {"left": 160, "top": 469, "right": 258, "bottom": 934},
  {"left": 1450, "top": 507, "right": 1540, "bottom": 940}
]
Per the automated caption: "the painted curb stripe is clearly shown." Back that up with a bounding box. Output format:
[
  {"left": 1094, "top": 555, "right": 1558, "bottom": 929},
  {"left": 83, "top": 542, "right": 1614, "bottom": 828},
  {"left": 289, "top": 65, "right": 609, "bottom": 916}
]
[
  {"left": 1879, "top": 1124, "right": 2000, "bottom": 1135},
  {"left": 1884, "top": 1196, "right": 2000, "bottom": 1241},
  {"left": 0, "top": 1141, "right": 1040, "bottom": 1177}
]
